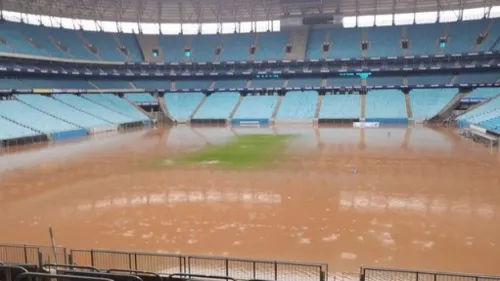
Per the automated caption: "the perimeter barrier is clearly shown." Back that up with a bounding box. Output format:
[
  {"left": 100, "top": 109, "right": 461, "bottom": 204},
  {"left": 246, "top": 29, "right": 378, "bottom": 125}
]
[{"left": 3, "top": 244, "right": 500, "bottom": 281}]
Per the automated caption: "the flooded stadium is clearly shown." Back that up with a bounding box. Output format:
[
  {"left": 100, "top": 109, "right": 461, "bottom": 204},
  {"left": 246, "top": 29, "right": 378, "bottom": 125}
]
[{"left": 1, "top": 125, "right": 499, "bottom": 277}]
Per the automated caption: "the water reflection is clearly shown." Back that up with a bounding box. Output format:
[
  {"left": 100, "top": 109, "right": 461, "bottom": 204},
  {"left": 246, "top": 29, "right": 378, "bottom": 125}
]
[
  {"left": 74, "top": 190, "right": 282, "bottom": 212},
  {"left": 340, "top": 191, "right": 495, "bottom": 219}
]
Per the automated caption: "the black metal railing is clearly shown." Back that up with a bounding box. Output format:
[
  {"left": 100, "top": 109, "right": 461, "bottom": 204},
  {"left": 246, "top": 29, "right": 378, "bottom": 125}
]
[
  {"left": 361, "top": 267, "right": 500, "bottom": 281},
  {"left": 4, "top": 244, "right": 500, "bottom": 281},
  {"left": 69, "top": 249, "right": 327, "bottom": 281}
]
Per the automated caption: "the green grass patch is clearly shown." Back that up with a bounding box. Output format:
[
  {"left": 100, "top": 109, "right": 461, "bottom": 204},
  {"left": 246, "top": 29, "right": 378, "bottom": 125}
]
[{"left": 180, "top": 134, "right": 293, "bottom": 168}]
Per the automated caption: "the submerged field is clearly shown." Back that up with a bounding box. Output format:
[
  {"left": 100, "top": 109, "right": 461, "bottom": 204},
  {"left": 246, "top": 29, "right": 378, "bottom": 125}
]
[{"left": 146, "top": 134, "right": 293, "bottom": 168}]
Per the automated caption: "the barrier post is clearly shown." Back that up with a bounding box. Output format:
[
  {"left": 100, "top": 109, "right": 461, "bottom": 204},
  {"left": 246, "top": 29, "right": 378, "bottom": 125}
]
[
  {"left": 274, "top": 261, "right": 278, "bottom": 280},
  {"left": 90, "top": 250, "right": 95, "bottom": 267}
]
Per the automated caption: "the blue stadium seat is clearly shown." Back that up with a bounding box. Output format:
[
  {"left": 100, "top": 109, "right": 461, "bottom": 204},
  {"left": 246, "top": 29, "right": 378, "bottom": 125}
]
[
  {"left": 454, "top": 73, "right": 500, "bottom": 84},
  {"left": 366, "top": 76, "right": 403, "bottom": 86},
  {"left": 407, "top": 23, "right": 444, "bottom": 55},
  {"left": 124, "top": 93, "right": 157, "bottom": 104},
  {"left": 457, "top": 95, "right": 500, "bottom": 127},
  {"left": 319, "top": 94, "right": 361, "bottom": 119},
  {"left": 47, "top": 27, "right": 98, "bottom": 60},
  {"left": 193, "top": 92, "right": 240, "bottom": 119},
  {"left": 91, "top": 80, "right": 131, "bottom": 89},
  {"left": 159, "top": 35, "right": 187, "bottom": 62},
  {"left": 82, "top": 94, "right": 150, "bottom": 121},
  {"left": 276, "top": 91, "right": 318, "bottom": 119},
  {"left": 233, "top": 95, "right": 278, "bottom": 120},
  {"left": 410, "top": 89, "right": 457, "bottom": 121},
  {"left": 54, "top": 94, "right": 134, "bottom": 124},
  {"left": 21, "top": 78, "right": 93, "bottom": 89},
  {"left": 407, "top": 74, "right": 451, "bottom": 85},
  {"left": 365, "top": 90, "right": 407, "bottom": 121},
  {"left": 466, "top": 88, "right": 500, "bottom": 99},
  {"left": 253, "top": 32, "right": 289, "bottom": 60},
  {"left": 219, "top": 33, "right": 254, "bottom": 61},
  {"left": 287, "top": 78, "right": 322, "bottom": 88},
  {"left": 15, "top": 94, "right": 111, "bottom": 128},
  {"left": 214, "top": 79, "right": 248, "bottom": 89},
  {"left": 326, "top": 77, "right": 361, "bottom": 87},
  {"left": 251, "top": 79, "right": 284, "bottom": 88},
  {"left": 445, "top": 20, "right": 488, "bottom": 54},
  {"left": 0, "top": 79, "right": 27, "bottom": 89},
  {"left": 80, "top": 31, "right": 125, "bottom": 61},
  {"left": 176, "top": 80, "right": 211, "bottom": 90},
  {"left": 133, "top": 80, "right": 171, "bottom": 89},
  {"left": 0, "top": 100, "right": 82, "bottom": 135},
  {"left": 329, "top": 28, "right": 362, "bottom": 58},
  {"left": 306, "top": 29, "right": 327, "bottom": 59},
  {"left": 0, "top": 116, "right": 40, "bottom": 140},
  {"left": 116, "top": 33, "right": 143, "bottom": 61},
  {"left": 164, "top": 92, "right": 205, "bottom": 121},
  {"left": 366, "top": 26, "right": 403, "bottom": 57}
]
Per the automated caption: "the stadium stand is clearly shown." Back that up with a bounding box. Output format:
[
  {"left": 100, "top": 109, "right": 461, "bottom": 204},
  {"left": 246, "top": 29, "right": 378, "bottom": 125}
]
[
  {"left": 232, "top": 95, "right": 278, "bottom": 122},
  {"left": 306, "top": 29, "right": 326, "bottom": 59},
  {"left": 365, "top": 90, "right": 408, "bottom": 123},
  {"left": 80, "top": 30, "right": 125, "bottom": 61},
  {"left": 287, "top": 78, "right": 322, "bottom": 88},
  {"left": 15, "top": 94, "right": 115, "bottom": 130},
  {"left": 219, "top": 33, "right": 254, "bottom": 61},
  {"left": 454, "top": 73, "right": 500, "bottom": 84},
  {"left": 193, "top": 92, "right": 240, "bottom": 120},
  {"left": 445, "top": 20, "right": 487, "bottom": 54},
  {"left": 22, "top": 78, "right": 93, "bottom": 89},
  {"left": 159, "top": 35, "right": 188, "bottom": 62},
  {"left": 0, "top": 78, "right": 26, "bottom": 89},
  {"left": 186, "top": 34, "right": 221, "bottom": 62},
  {"left": 479, "top": 116, "right": 500, "bottom": 132},
  {"left": 124, "top": 93, "right": 157, "bottom": 104},
  {"left": 6, "top": 22, "right": 67, "bottom": 57},
  {"left": 82, "top": 94, "right": 150, "bottom": 122},
  {"left": 132, "top": 80, "right": 171, "bottom": 89},
  {"left": 329, "top": 28, "right": 362, "bottom": 58},
  {"left": 0, "top": 116, "right": 40, "bottom": 140},
  {"left": 53, "top": 94, "right": 134, "bottom": 124},
  {"left": 214, "top": 79, "right": 248, "bottom": 89},
  {"left": 163, "top": 92, "right": 205, "bottom": 121},
  {"left": 275, "top": 91, "right": 318, "bottom": 121},
  {"left": 253, "top": 32, "right": 289, "bottom": 60},
  {"left": 326, "top": 77, "right": 362, "bottom": 87},
  {"left": 90, "top": 80, "right": 132, "bottom": 89},
  {"left": 366, "top": 26, "right": 403, "bottom": 57},
  {"left": 407, "top": 74, "right": 452, "bottom": 85},
  {"left": 0, "top": 99, "right": 87, "bottom": 139},
  {"left": 176, "top": 80, "right": 212, "bottom": 90},
  {"left": 409, "top": 89, "right": 457, "bottom": 121},
  {"left": 250, "top": 79, "right": 284, "bottom": 88},
  {"left": 406, "top": 23, "right": 443, "bottom": 55},
  {"left": 466, "top": 88, "right": 500, "bottom": 99},
  {"left": 319, "top": 93, "right": 362, "bottom": 119},
  {"left": 476, "top": 20, "right": 500, "bottom": 52},
  {"left": 457, "top": 95, "right": 500, "bottom": 127},
  {"left": 2, "top": 19, "right": 500, "bottom": 62},
  {"left": 366, "top": 76, "right": 404, "bottom": 86}
]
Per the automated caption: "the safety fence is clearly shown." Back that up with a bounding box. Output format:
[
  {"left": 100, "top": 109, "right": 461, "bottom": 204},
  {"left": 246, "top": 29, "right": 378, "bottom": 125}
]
[
  {"left": 3, "top": 244, "right": 500, "bottom": 281},
  {"left": 361, "top": 267, "right": 500, "bottom": 281},
  {"left": 69, "top": 249, "right": 327, "bottom": 281}
]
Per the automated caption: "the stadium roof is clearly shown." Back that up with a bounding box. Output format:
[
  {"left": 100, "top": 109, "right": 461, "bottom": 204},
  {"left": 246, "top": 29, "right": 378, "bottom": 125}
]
[{"left": 0, "top": 0, "right": 499, "bottom": 24}]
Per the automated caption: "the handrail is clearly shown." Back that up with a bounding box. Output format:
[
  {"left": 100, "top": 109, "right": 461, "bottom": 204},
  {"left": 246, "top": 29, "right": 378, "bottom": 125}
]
[
  {"left": 43, "top": 263, "right": 100, "bottom": 272},
  {"left": 105, "top": 269, "right": 162, "bottom": 281},
  {"left": 14, "top": 272, "right": 115, "bottom": 281},
  {"left": 0, "top": 264, "right": 29, "bottom": 273},
  {"left": 167, "top": 273, "right": 237, "bottom": 281},
  {"left": 57, "top": 269, "right": 144, "bottom": 281}
]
